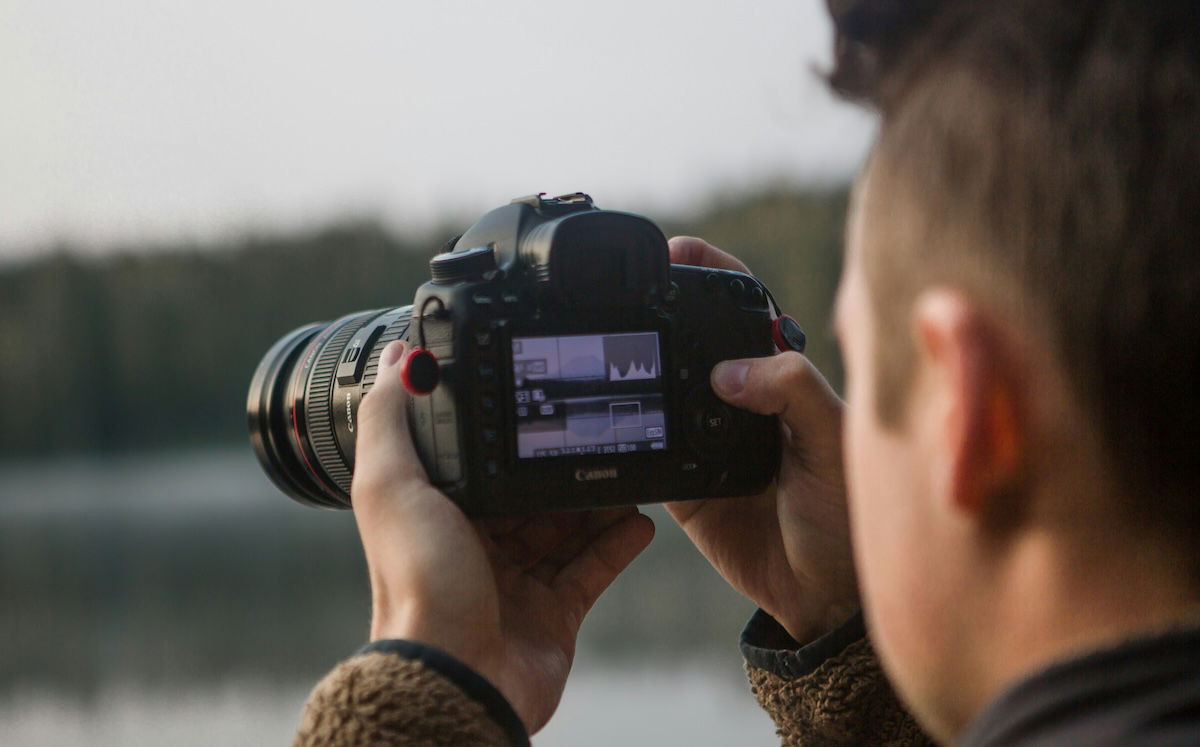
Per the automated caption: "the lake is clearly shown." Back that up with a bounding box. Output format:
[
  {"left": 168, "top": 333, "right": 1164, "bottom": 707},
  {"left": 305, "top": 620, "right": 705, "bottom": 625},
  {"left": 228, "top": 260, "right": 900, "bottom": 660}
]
[{"left": 0, "top": 447, "right": 779, "bottom": 745}]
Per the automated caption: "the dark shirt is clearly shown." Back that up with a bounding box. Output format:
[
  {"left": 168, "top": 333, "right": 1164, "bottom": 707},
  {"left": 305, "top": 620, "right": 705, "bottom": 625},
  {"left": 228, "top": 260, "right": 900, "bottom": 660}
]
[{"left": 957, "top": 625, "right": 1200, "bottom": 746}]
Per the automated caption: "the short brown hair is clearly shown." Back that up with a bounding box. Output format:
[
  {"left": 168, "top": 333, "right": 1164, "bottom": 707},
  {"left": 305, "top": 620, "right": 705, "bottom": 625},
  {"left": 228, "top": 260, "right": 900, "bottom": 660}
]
[{"left": 827, "top": 1, "right": 1200, "bottom": 531}]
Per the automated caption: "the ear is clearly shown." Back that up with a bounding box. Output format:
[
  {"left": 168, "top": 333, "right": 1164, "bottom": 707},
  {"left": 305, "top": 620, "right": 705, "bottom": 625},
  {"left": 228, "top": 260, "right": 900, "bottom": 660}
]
[{"left": 912, "top": 289, "right": 1026, "bottom": 521}]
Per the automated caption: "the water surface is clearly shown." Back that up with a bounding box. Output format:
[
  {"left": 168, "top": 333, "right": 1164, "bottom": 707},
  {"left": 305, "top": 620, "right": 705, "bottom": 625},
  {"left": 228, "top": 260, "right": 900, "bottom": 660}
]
[{"left": 0, "top": 448, "right": 777, "bottom": 745}]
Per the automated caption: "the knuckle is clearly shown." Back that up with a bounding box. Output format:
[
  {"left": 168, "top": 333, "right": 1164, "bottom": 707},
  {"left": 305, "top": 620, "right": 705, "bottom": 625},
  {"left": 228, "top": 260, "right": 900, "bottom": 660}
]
[
  {"left": 351, "top": 463, "right": 423, "bottom": 508},
  {"left": 351, "top": 468, "right": 391, "bottom": 505},
  {"left": 773, "top": 351, "right": 816, "bottom": 391},
  {"left": 356, "top": 398, "right": 389, "bottom": 433},
  {"left": 557, "top": 575, "right": 594, "bottom": 619}
]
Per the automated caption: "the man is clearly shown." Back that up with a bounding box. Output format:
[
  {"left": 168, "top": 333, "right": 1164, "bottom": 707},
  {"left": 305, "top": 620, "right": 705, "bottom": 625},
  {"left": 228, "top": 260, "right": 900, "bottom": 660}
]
[{"left": 294, "top": 1, "right": 1200, "bottom": 744}]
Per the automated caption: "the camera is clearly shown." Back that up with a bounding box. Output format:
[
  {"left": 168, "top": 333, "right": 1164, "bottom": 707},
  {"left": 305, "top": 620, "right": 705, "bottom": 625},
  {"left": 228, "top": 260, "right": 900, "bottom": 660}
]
[{"left": 248, "top": 193, "right": 791, "bottom": 516}]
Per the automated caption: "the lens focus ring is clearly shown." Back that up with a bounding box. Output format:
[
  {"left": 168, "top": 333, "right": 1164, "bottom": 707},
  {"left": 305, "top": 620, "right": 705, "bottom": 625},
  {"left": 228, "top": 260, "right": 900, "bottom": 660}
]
[{"left": 304, "top": 312, "right": 377, "bottom": 499}]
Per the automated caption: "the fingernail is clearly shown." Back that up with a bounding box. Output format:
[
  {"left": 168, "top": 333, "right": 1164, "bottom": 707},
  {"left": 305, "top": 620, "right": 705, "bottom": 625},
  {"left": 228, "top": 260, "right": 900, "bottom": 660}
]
[
  {"left": 381, "top": 340, "right": 406, "bottom": 367},
  {"left": 712, "top": 361, "right": 750, "bottom": 396}
]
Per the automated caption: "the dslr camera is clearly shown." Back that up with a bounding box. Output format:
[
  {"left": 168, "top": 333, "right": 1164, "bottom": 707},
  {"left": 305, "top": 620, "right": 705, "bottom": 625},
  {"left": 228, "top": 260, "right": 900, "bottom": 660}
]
[{"left": 248, "top": 193, "right": 796, "bottom": 516}]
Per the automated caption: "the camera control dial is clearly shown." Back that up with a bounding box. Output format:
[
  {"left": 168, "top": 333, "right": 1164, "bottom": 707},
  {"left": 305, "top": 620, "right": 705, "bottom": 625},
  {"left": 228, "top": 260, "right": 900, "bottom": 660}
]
[{"left": 430, "top": 245, "right": 497, "bottom": 284}]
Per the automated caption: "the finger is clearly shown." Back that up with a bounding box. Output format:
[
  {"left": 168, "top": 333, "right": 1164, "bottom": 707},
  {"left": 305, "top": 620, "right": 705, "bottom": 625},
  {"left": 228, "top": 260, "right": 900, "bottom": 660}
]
[
  {"left": 664, "top": 485, "right": 776, "bottom": 551},
  {"left": 710, "top": 352, "right": 843, "bottom": 440},
  {"left": 663, "top": 496, "right": 707, "bottom": 525},
  {"left": 352, "top": 340, "right": 430, "bottom": 503},
  {"left": 551, "top": 511, "right": 655, "bottom": 625},
  {"left": 667, "top": 236, "right": 751, "bottom": 274}
]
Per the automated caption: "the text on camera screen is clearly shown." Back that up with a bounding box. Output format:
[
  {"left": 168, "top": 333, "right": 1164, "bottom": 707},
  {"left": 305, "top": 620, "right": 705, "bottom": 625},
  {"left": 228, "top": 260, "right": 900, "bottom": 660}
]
[{"left": 511, "top": 332, "right": 667, "bottom": 459}]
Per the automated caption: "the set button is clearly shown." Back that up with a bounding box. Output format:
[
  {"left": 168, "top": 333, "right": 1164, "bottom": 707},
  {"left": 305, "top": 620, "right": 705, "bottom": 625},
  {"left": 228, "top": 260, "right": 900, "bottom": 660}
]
[
  {"left": 685, "top": 386, "right": 735, "bottom": 453},
  {"left": 694, "top": 402, "right": 731, "bottom": 439}
]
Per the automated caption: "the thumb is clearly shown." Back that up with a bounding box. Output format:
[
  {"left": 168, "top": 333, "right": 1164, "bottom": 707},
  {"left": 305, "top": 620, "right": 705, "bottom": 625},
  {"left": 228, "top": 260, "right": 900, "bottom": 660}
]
[
  {"left": 352, "top": 340, "right": 429, "bottom": 498},
  {"left": 710, "top": 352, "right": 842, "bottom": 436}
]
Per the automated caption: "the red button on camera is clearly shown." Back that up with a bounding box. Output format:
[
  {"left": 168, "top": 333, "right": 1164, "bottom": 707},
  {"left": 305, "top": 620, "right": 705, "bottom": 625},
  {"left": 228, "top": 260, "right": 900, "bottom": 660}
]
[
  {"left": 771, "top": 315, "right": 807, "bottom": 354},
  {"left": 401, "top": 348, "right": 440, "bottom": 395}
]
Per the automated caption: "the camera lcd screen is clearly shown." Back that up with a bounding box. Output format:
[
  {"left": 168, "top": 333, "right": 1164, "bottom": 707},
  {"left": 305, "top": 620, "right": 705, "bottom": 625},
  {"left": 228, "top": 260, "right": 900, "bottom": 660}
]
[{"left": 511, "top": 332, "right": 668, "bottom": 459}]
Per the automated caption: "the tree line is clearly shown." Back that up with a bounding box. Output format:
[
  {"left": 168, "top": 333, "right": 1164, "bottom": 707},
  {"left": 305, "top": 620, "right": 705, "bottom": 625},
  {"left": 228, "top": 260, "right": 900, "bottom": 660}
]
[{"left": 0, "top": 187, "right": 848, "bottom": 460}]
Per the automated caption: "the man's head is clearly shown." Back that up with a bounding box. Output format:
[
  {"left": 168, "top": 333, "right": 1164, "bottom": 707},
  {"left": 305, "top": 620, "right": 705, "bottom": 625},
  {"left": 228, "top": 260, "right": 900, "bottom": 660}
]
[{"left": 829, "top": 0, "right": 1200, "bottom": 738}]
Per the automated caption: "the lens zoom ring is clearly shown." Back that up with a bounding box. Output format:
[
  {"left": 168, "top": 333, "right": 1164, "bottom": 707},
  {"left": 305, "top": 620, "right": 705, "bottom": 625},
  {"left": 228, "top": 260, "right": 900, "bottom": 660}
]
[{"left": 306, "top": 315, "right": 371, "bottom": 496}]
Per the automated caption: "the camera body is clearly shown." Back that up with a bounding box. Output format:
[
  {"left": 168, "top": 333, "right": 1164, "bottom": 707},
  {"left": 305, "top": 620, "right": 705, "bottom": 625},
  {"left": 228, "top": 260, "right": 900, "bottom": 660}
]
[{"left": 250, "top": 193, "right": 781, "bottom": 516}]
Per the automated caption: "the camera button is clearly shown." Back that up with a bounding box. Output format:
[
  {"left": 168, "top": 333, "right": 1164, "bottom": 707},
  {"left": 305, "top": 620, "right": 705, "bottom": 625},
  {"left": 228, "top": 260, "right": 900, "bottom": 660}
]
[
  {"left": 484, "top": 460, "right": 500, "bottom": 478},
  {"left": 481, "top": 394, "right": 497, "bottom": 413},
  {"left": 705, "top": 273, "right": 721, "bottom": 291},
  {"left": 472, "top": 293, "right": 494, "bottom": 306},
  {"left": 437, "top": 454, "right": 462, "bottom": 482},
  {"left": 685, "top": 387, "right": 733, "bottom": 452},
  {"left": 401, "top": 348, "right": 441, "bottom": 395},
  {"left": 728, "top": 278, "right": 745, "bottom": 299},
  {"left": 664, "top": 281, "right": 680, "bottom": 308},
  {"left": 482, "top": 429, "right": 499, "bottom": 445},
  {"left": 771, "top": 315, "right": 807, "bottom": 354},
  {"left": 698, "top": 405, "right": 732, "bottom": 439}
]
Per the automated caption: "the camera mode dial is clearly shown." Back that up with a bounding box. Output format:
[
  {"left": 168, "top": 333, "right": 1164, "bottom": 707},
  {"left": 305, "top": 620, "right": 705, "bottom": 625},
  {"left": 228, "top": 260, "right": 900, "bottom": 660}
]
[{"left": 430, "top": 245, "right": 497, "bottom": 284}]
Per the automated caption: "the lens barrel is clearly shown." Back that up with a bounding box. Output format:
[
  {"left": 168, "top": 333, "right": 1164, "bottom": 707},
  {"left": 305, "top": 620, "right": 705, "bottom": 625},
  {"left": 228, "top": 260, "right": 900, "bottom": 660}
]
[{"left": 247, "top": 306, "right": 411, "bottom": 509}]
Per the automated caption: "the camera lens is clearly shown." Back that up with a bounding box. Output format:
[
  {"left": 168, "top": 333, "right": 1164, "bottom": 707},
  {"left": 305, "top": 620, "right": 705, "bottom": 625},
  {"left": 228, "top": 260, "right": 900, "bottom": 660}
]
[{"left": 247, "top": 306, "right": 412, "bottom": 509}]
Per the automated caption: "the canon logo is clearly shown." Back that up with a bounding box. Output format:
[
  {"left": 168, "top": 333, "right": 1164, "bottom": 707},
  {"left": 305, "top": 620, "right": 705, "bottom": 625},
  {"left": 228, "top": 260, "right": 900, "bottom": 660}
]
[
  {"left": 345, "top": 391, "right": 355, "bottom": 433},
  {"left": 574, "top": 467, "right": 618, "bottom": 482}
]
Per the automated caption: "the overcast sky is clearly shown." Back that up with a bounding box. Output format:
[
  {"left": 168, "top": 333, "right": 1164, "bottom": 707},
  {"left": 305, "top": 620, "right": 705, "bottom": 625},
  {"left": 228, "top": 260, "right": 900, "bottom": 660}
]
[{"left": 1, "top": 1, "right": 875, "bottom": 260}]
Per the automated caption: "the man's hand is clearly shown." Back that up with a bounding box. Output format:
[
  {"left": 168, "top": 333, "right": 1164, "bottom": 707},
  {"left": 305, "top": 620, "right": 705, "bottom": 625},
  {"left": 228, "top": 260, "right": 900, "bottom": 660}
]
[
  {"left": 667, "top": 237, "right": 858, "bottom": 643},
  {"left": 352, "top": 340, "right": 655, "bottom": 734}
]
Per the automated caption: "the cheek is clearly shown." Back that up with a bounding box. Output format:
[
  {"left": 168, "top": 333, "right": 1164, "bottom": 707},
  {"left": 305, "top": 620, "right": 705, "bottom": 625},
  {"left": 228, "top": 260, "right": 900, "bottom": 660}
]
[
  {"left": 844, "top": 400, "right": 906, "bottom": 586},
  {"left": 843, "top": 363, "right": 902, "bottom": 562},
  {"left": 843, "top": 395, "right": 929, "bottom": 665}
]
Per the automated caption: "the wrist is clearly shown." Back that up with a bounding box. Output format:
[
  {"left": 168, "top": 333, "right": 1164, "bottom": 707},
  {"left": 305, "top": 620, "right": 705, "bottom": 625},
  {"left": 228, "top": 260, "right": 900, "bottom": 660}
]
[
  {"left": 777, "top": 597, "right": 862, "bottom": 645},
  {"left": 370, "top": 599, "right": 503, "bottom": 685},
  {"left": 355, "top": 639, "right": 532, "bottom": 746},
  {"left": 370, "top": 612, "right": 532, "bottom": 732}
]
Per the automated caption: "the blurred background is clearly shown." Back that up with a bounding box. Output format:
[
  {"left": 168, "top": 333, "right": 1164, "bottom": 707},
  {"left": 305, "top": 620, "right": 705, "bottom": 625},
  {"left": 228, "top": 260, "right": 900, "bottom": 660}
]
[{"left": 0, "top": 1, "right": 872, "bottom": 744}]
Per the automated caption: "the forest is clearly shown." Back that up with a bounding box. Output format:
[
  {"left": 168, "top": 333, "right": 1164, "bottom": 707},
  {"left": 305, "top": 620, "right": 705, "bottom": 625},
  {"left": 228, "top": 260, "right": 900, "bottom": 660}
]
[{"left": 0, "top": 187, "right": 849, "bottom": 460}]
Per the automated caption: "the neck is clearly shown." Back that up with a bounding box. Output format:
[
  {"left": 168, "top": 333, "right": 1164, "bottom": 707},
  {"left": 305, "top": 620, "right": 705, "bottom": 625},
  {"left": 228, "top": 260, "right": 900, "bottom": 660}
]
[{"left": 944, "top": 522, "right": 1199, "bottom": 739}]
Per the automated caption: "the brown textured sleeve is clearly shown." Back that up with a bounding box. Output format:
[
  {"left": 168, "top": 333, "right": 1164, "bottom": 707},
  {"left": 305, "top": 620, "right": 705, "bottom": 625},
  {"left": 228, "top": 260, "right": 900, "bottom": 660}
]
[
  {"left": 294, "top": 651, "right": 516, "bottom": 747},
  {"left": 741, "top": 610, "right": 934, "bottom": 745},
  {"left": 746, "top": 636, "right": 935, "bottom": 745}
]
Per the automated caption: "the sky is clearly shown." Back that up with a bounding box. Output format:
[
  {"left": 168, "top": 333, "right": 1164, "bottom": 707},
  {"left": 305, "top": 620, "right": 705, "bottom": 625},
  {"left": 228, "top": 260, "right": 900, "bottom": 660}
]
[{"left": 0, "top": 1, "right": 875, "bottom": 260}]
